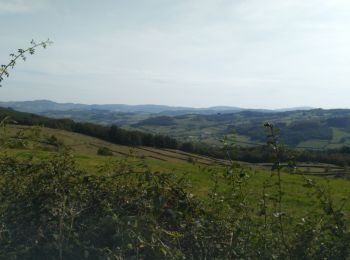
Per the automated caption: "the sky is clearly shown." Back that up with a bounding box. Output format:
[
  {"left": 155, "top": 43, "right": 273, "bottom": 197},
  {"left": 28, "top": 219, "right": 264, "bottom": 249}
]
[{"left": 0, "top": 0, "right": 350, "bottom": 109}]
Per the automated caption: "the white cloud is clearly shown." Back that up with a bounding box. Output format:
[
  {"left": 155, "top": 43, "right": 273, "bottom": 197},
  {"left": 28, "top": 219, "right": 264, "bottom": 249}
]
[{"left": 0, "top": 0, "right": 46, "bottom": 13}]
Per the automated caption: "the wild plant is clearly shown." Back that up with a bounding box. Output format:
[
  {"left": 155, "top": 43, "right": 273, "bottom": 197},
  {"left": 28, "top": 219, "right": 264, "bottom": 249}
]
[{"left": 0, "top": 39, "right": 52, "bottom": 87}]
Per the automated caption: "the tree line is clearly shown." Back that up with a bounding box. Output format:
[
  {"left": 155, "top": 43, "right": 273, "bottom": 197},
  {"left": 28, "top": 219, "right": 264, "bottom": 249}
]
[
  {"left": 180, "top": 141, "right": 350, "bottom": 167},
  {"left": 0, "top": 107, "right": 178, "bottom": 149}
]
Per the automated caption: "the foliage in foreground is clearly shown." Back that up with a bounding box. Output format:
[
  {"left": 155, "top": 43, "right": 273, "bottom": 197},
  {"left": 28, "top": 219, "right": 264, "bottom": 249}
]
[{"left": 0, "top": 149, "right": 349, "bottom": 259}]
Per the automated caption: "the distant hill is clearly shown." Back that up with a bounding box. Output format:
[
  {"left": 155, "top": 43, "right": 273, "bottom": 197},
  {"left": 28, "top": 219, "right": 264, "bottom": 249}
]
[
  {"left": 0, "top": 107, "right": 179, "bottom": 150},
  {"left": 0, "top": 100, "right": 86, "bottom": 113},
  {"left": 3, "top": 106, "right": 350, "bottom": 165},
  {"left": 15, "top": 103, "right": 348, "bottom": 148},
  {"left": 131, "top": 109, "right": 350, "bottom": 149},
  {"left": 6, "top": 100, "right": 350, "bottom": 149},
  {"left": 37, "top": 107, "right": 350, "bottom": 149},
  {"left": 0, "top": 100, "right": 314, "bottom": 115}
]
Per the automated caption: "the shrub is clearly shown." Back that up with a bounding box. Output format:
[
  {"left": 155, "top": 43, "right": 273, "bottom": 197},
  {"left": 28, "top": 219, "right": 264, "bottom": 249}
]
[
  {"left": 46, "top": 134, "right": 65, "bottom": 150},
  {"left": 97, "top": 146, "right": 113, "bottom": 156},
  {"left": 0, "top": 150, "right": 349, "bottom": 259}
]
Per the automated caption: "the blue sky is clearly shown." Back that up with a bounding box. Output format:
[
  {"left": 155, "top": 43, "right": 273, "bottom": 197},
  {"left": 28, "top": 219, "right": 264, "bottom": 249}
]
[{"left": 0, "top": 0, "right": 350, "bottom": 108}]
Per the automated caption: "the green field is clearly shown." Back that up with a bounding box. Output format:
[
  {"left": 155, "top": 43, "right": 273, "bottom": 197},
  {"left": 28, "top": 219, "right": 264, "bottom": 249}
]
[
  {"left": 2, "top": 125, "right": 350, "bottom": 217},
  {"left": 2, "top": 124, "right": 350, "bottom": 258}
]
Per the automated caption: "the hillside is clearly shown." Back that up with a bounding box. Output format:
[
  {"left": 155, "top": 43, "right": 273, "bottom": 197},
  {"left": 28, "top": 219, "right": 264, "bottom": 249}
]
[
  {"left": 6, "top": 101, "right": 347, "bottom": 149},
  {"left": 34, "top": 107, "right": 350, "bottom": 149},
  {"left": 3, "top": 125, "right": 223, "bottom": 166},
  {"left": 1, "top": 123, "right": 348, "bottom": 179},
  {"left": 1, "top": 124, "right": 350, "bottom": 258},
  {"left": 1, "top": 124, "right": 349, "bottom": 202},
  {"left": 1, "top": 124, "right": 224, "bottom": 196},
  {"left": 4, "top": 106, "right": 350, "bottom": 167}
]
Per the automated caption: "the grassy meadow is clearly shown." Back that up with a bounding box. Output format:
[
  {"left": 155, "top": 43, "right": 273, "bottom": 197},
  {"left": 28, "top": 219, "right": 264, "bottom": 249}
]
[{"left": 2, "top": 124, "right": 350, "bottom": 218}]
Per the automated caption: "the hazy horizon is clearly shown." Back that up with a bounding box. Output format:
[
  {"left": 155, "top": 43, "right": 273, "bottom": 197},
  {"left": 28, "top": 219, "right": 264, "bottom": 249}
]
[
  {"left": 1, "top": 0, "right": 350, "bottom": 109},
  {"left": 0, "top": 98, "right": 321, "bottom": 110}
]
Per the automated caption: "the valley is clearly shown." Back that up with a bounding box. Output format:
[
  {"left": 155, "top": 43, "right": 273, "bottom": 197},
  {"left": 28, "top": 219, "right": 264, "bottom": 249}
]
[
  {"left": 1, "top": 124, "right": 350, "bottom": 213},
  {"left": 1, "top": 104, "right": 350, "bottom": 258},
  {"left": 5, "top": 100, "right": 350, "bottom": 149}
]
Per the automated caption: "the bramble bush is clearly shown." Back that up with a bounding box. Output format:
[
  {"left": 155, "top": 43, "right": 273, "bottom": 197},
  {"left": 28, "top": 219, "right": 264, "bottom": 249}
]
[{"left": 0, "top": 125, "right": 349, "bottom": 259}]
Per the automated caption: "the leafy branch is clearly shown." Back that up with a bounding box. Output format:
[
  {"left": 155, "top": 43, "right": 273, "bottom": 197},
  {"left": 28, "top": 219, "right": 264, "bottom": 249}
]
[
  {"left": 263, "top": 122, "right": 289, "bottom": 253},
  {"left": 0, "top": 39, "right": 53, "bottom": 87}
]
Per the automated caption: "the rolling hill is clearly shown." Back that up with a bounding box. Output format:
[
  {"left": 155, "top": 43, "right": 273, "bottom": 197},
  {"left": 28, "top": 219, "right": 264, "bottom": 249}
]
[
  {"left": 1, "top": 124, "right": 349, "bottom": 206},
  {"left": 6, "top": 100, "right": 344, "bottom": 148},
  {"left": 4, "top": 106, "right": 350, "bottom": 167},
  {"left": 0, "top": 99, "right": 313, "bottom": 114},
  {"left": 1, "top": 122, "right": 350, "bottom": 258},
  {"left": 39, "top": 107, "right": 350, "bottom": 149}
]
